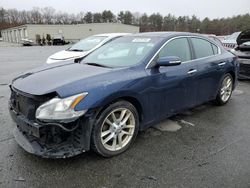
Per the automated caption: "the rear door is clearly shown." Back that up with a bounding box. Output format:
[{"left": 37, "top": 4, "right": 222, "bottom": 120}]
[{"left": 190, "top": 37, "right": 225, "bottom": 104}]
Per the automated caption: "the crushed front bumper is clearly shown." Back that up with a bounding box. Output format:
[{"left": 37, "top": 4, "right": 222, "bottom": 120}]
[
  {"left": 9, "top": 106, "right": 95, "bottom": 158},
  {"left": 13, "top": 128, "right": 85, "bottom": 158}
]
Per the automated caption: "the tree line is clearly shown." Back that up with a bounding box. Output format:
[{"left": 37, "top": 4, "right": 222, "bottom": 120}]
[{"left": 0, "top": 7, "right": 250, "bottom": 35}]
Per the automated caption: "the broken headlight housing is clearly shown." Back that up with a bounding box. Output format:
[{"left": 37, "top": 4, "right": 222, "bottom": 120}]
[{"left": 36, "top": 93, "right": 88, "bottom": 121}]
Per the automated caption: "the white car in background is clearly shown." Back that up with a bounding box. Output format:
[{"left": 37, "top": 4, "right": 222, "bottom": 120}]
[
  {"left": 46, "top": 33, "right": 130, "bottom": 64},
  {"left": 222, "top": 31, "right": 241, "bottom": 50}
]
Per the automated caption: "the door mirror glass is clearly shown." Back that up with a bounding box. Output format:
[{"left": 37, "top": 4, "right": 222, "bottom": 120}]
[{"left": 156, "top": 56, "right": 181, "bottom": 67}]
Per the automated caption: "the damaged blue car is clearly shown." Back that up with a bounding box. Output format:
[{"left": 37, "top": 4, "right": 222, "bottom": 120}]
[{"left": 9, "top": 32, "right": 238, "bottom": 158}]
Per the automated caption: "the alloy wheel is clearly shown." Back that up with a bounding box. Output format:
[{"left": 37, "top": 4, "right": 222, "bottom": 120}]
[
  {"left": 100, "top": 108, "right": 135, "bottom": 151},
  {"left": 220, "top": 76, "right": 233, "bottom": 102}
]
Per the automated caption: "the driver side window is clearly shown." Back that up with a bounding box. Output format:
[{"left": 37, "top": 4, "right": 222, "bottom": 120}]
[{"left": 158, "top": 38, "right": 191, "bottom": 62}]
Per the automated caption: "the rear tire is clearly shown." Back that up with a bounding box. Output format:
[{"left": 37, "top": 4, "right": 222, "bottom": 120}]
[
  {"left": 91, "top": 100, "right": 139, "bottom": 157},
  {"left": 214, "top": 73, "right": 233, "bottom": 105}
]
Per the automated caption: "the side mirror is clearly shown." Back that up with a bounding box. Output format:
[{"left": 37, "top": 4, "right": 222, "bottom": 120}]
[{"left": 156, "top": 56, "right": 181, "bottom": 67}]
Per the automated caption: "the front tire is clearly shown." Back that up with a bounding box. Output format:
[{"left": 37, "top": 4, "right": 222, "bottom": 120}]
[
  {"left": 91, "top": 101, "right": 139, "bottom": 157},
  {"left": 215, "top": 74, "right": 233, "bottom": 105}
]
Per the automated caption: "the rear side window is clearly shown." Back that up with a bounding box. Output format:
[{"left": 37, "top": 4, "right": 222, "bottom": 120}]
[
  {"left": 158, "top": 38, "right": 191, "bottom": 62},
  {"left": 191, "top": 38, "right": 214, "bottom": 58},
  {"left": 212, "top": 44, "right": 219, "bottom": 54},
  {"left": 213, "top": 37, "right": 222, "bottom": 45}
]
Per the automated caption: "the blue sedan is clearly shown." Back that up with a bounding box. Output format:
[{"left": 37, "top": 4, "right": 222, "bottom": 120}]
[{"left": 9, "top": 32, "right": 238, "bottom": 158}]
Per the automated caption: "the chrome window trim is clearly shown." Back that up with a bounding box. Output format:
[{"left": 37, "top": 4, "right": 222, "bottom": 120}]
[{"left": 145, "top": 35, "right": 222, "bottom": 69}]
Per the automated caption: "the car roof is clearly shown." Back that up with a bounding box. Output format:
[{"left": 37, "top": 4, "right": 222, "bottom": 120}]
[
  {"left": 127, "top": 32, "right": 204, "bottom": 38},
  {"left": 202, "top": 34, "right": 216, "bottom": 37},
  {"left": 93, "top": 32, "right": 209, "bottom": 39},
  {"left": 94, "top": 33, "right": 131, "bottom": 37}
]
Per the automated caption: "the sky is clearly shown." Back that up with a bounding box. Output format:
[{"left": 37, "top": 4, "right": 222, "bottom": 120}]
[{"left": 1, "top": 0, "right": 250, "bottom": 19}]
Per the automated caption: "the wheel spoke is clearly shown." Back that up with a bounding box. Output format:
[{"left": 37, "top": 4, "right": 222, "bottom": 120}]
[
  {"left": 118, "top": 133, "right": 123, "bottom": 148},
  {"left": 121, "top": 112, "right": 131, "bottom": 125},
  {"left": 226, "top": 81, "right": 232, "bottom": 89},
  {"left": 111, "top": 112, "right": 117, "bottom": 123},
  {"left": 121, "top": 130, "right": 132, "bottom": 136},
  {"left": 118, "top": 109, "right": 127, "bottom": 122},
  {"left": 112, "top": 135, "right": 117, "bottom": 150},
  {"left": 223, "top": 92, "right": 228, "bottom": 101},
  {"left": 101, "top": 129, "right": 111, "bottom": 138},
  {"left": 124, "top": 124, "right": 134, "bottom": 129},
  {"left": 105, "top": 118, "right": 113, "bottom": 126},
  {"left": 103, "top": 133, "right": 114, "bottom": 144},
  {"left": 221, "top": 89, "right": 225, "bottom": 95}
]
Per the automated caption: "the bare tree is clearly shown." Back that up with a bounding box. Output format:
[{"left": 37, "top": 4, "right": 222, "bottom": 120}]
[
  {"left": 41, "top": 7, "right": 55, "bottom": 24},
  {"left": 30, "top": 7, "right": 42, "bottom": 24},
  {"left": 7, "top": 9, "right": 20, "bottom": 23},
  {"left": 55, "top": 11, "right": 69, "bottom": 24},
  {"left": 19, "top": 10, "right": 28, "bottom": 24},
  {"left": 68, "top": 13, "right": 77, "bottom": 24},
  {"left": 76, "top": 11, "right": 85, "bottom": 23}
]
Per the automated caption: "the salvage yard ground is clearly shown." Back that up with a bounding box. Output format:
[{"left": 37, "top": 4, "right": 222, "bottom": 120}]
[{"left": 0, "top": 43, "right": 250, "bottom": 188}]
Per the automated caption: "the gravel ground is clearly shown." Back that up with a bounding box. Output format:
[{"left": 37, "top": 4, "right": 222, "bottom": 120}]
[{"left": 0, "top": 43, "right": 250, "bottom": 188}]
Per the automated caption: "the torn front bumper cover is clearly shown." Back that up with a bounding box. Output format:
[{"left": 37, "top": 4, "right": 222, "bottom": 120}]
[
  {"left": 13, "top": 128, "right": 84, "bottom": 158},
  {"left": 10, "top": 107, "right": 94, "bottom": 158}
]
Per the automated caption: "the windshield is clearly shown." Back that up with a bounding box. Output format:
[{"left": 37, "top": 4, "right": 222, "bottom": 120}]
[
  {"left": 68, "top": 36, "right": 107, "bottom": 51},
  {"left": 82, "top": 36, "right": 160, "bottom": 68}
]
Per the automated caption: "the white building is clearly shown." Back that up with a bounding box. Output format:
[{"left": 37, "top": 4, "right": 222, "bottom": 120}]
[{"left": 1, "top": 23, "right": 139, "bottom": 43}]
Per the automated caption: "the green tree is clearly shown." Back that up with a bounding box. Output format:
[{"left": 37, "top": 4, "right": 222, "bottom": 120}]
[
  {"left": 123, "top": 11, "right": 133, "bottom": 24},
  {"left": 162, "top": 14, "right": 176, "bottom": 31},
  {"left": 149, "top": 13, "right": 163, "bottom": 31},
  {"left": 200, "top": 17, "right": 210, "bottom": 33},
  {"left": 83, "top": 12, "right": 93, "bottom": 23},
  {"left": 188, "top": 15, "right": 201, "bottom": 33},
  {"left": 139, "top": 13, "right": 149, "bottom": 32},
  {"left": 102, "top": 10, "right": 115, "bottom": 23},
  {"left": 93, "top": 13, "right": 102, "bottom": 23},
  {"left": 0, "top": 8, "right": 5, "bottom": 23},
  {"left": 117, "top": 11, "right": 124, "bottom": 23}
]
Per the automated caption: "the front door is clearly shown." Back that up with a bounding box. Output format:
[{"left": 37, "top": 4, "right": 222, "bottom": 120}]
[{"left": 145, "top": 37, "right": 198, "bottom": 120}]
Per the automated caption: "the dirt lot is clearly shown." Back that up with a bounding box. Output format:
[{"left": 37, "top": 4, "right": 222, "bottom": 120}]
[{"left": 0, "top": 43, "right": 250, "bottom": 188}]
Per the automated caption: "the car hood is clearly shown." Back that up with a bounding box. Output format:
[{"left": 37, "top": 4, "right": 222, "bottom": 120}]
[
  {"left": 12, "top": 63, "right": 113, "bottom": 96},
  {"left": 48, "top": 50, "right": 89, "bottom": 60},
  {"left": 237, "top": 29, "right": 250, "bottom": 45},
  {"left": 222, "top": 39, "right": 237, "bottom": 44}
]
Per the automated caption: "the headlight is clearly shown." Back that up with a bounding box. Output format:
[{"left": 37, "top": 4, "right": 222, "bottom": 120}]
[{"left": 36, "top": 93, "right": 88, "bottom": 121}]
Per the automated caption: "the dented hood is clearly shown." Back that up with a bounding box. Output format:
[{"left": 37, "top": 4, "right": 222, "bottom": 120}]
[
  {"left": 237, "top": 29, "right": 250, "bottom": 45},
  {"left": 12, "top": 63, "right": 112, "bottom": 96}
]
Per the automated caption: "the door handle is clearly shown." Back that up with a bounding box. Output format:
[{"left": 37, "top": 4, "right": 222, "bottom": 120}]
[
  {"left": 187, "top": 69, "right": 197, "bottom": 74},
  {"left": 218, "top": 62, "right": 226, "bottom": 66}
]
